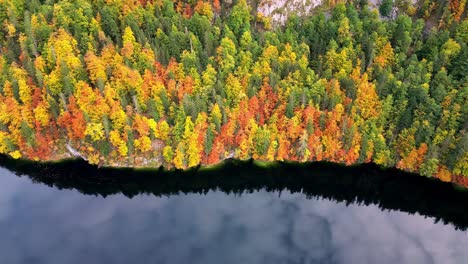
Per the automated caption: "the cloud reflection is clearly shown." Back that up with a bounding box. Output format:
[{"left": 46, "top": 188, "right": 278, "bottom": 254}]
[{"left": 0, "top": 169, "right": 467, "bottom": 264}]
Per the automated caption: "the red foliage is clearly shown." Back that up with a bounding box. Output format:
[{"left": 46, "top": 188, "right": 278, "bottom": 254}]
[
  {"left": 452, "top": 175, "right": 468, "bottom": 189},
  {"left": 31, "top": 87, "right": 43, "bottom": 108},
  {"left": 219, "top": 119, "right": 236, "bottom": 147},
  {"left": 257, "top": 80, "right": 278, "bottom": 124},
  {"left": 213, "top": 0, "right": 221, "bottom": 13},
  {"left": 308, "top": 130, "right": 323, "bottom": 161},
  {"left": 237, "top": 100, "right": 254, "bottom": 129},
  {"left": 57, "top": 96, "right": 86, "bottom": 140},
  {"left": 138, "top": 0, "right": 154, "bottom": 7},
  {"left": 450, "top": 0, "right": 465, "bottom": 22},
  {"left": 207, "top": 138, "right": 223, "bottom": 164},
  {"left": 32, "top": 131, "right": 53, "bottom": 159},
  {"left": 183, "top": 4, "right": 193, "bottom": 18},
  {"left": 178, "top": 76, "right": 194, "bottom": 102}
]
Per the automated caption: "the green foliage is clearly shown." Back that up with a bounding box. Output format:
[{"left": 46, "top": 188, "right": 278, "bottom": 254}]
[{"left": 379, "top": 0, "right": 394, "bottom": 18}]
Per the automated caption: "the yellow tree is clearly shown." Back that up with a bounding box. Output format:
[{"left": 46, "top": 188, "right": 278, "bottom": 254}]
[
  {"left": 225, "top": 74, "right": 246, "bottom": 107},
  {"left": 43, "top": 28, "right": 82, "bottom": 96},
  {"left": 135, "top": 136, "right": 151, "bottom": 153},
  {"left": 353, "top": 72, "right": 381, "bottom": 121},
  {"left": 173, "top": 142, "right": 186, "bottom": 169},
  {"left": 121, "top": 26, "right": 140, "bottom": 59},
  {"left": 374, "top": 39, "right": 395, "bottom": 68},
  {"left": 84, "top": 51, "right": 107, "bottom": 87},
  {"left": 85, "top": 122, "right": 105, "bottom": 142},
  {"left": 183, "top": 115, "right": 202, "bottom": 167},
  {"left": 195, "top": 0, "right": 214, "bottom": 20},
  {"left": 110, "top": 130, "right": 128, "bottom": 157},
  {"left": 217, "top": 37, "right": 237, "bottom": 76}
]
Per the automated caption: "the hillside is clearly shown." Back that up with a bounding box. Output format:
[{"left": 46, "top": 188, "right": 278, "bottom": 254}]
[{"left": 0, "top": 0, "right": 466, "bottom": 185}]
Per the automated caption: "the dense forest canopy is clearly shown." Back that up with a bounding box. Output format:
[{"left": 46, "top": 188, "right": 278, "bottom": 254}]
[{"left": 0, "top": 0, "right": 466, "bottom": 185}]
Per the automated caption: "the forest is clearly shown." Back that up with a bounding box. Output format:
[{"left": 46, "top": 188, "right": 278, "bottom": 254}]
[{"left": 0, "top": 0, "right": 466, "bottom": 186}]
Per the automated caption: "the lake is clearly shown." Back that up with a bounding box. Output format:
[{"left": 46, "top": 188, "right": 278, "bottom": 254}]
[{"left": 1, "top": 157, "right": 468, "bottom": 264}]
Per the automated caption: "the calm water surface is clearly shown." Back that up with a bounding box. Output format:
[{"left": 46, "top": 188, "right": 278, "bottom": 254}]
[{"left": 1, "top": 166, "right": 467, "bottom": 264}]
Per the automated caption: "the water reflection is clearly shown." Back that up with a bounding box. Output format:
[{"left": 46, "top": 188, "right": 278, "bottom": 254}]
[
  {"left": 1, "top": 166, "right": 468, "bottom": 264},
  {"left": 1, "top": 156, "right": 468, "bottom": 230}
]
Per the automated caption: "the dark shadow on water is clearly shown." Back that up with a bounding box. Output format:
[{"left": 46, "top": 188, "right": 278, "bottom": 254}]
[{"left": 1, "top": 155, "right": 468, "bottom": 230}]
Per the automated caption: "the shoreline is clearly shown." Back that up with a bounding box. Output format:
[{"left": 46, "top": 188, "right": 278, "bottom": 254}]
[{"left": 2, "top": 154, "right": 466, "bottom": 190}]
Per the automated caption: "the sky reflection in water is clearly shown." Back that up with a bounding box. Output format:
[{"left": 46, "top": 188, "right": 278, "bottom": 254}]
[{"left": 0, "top": 167, "right": 467, "bottom": 264}]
